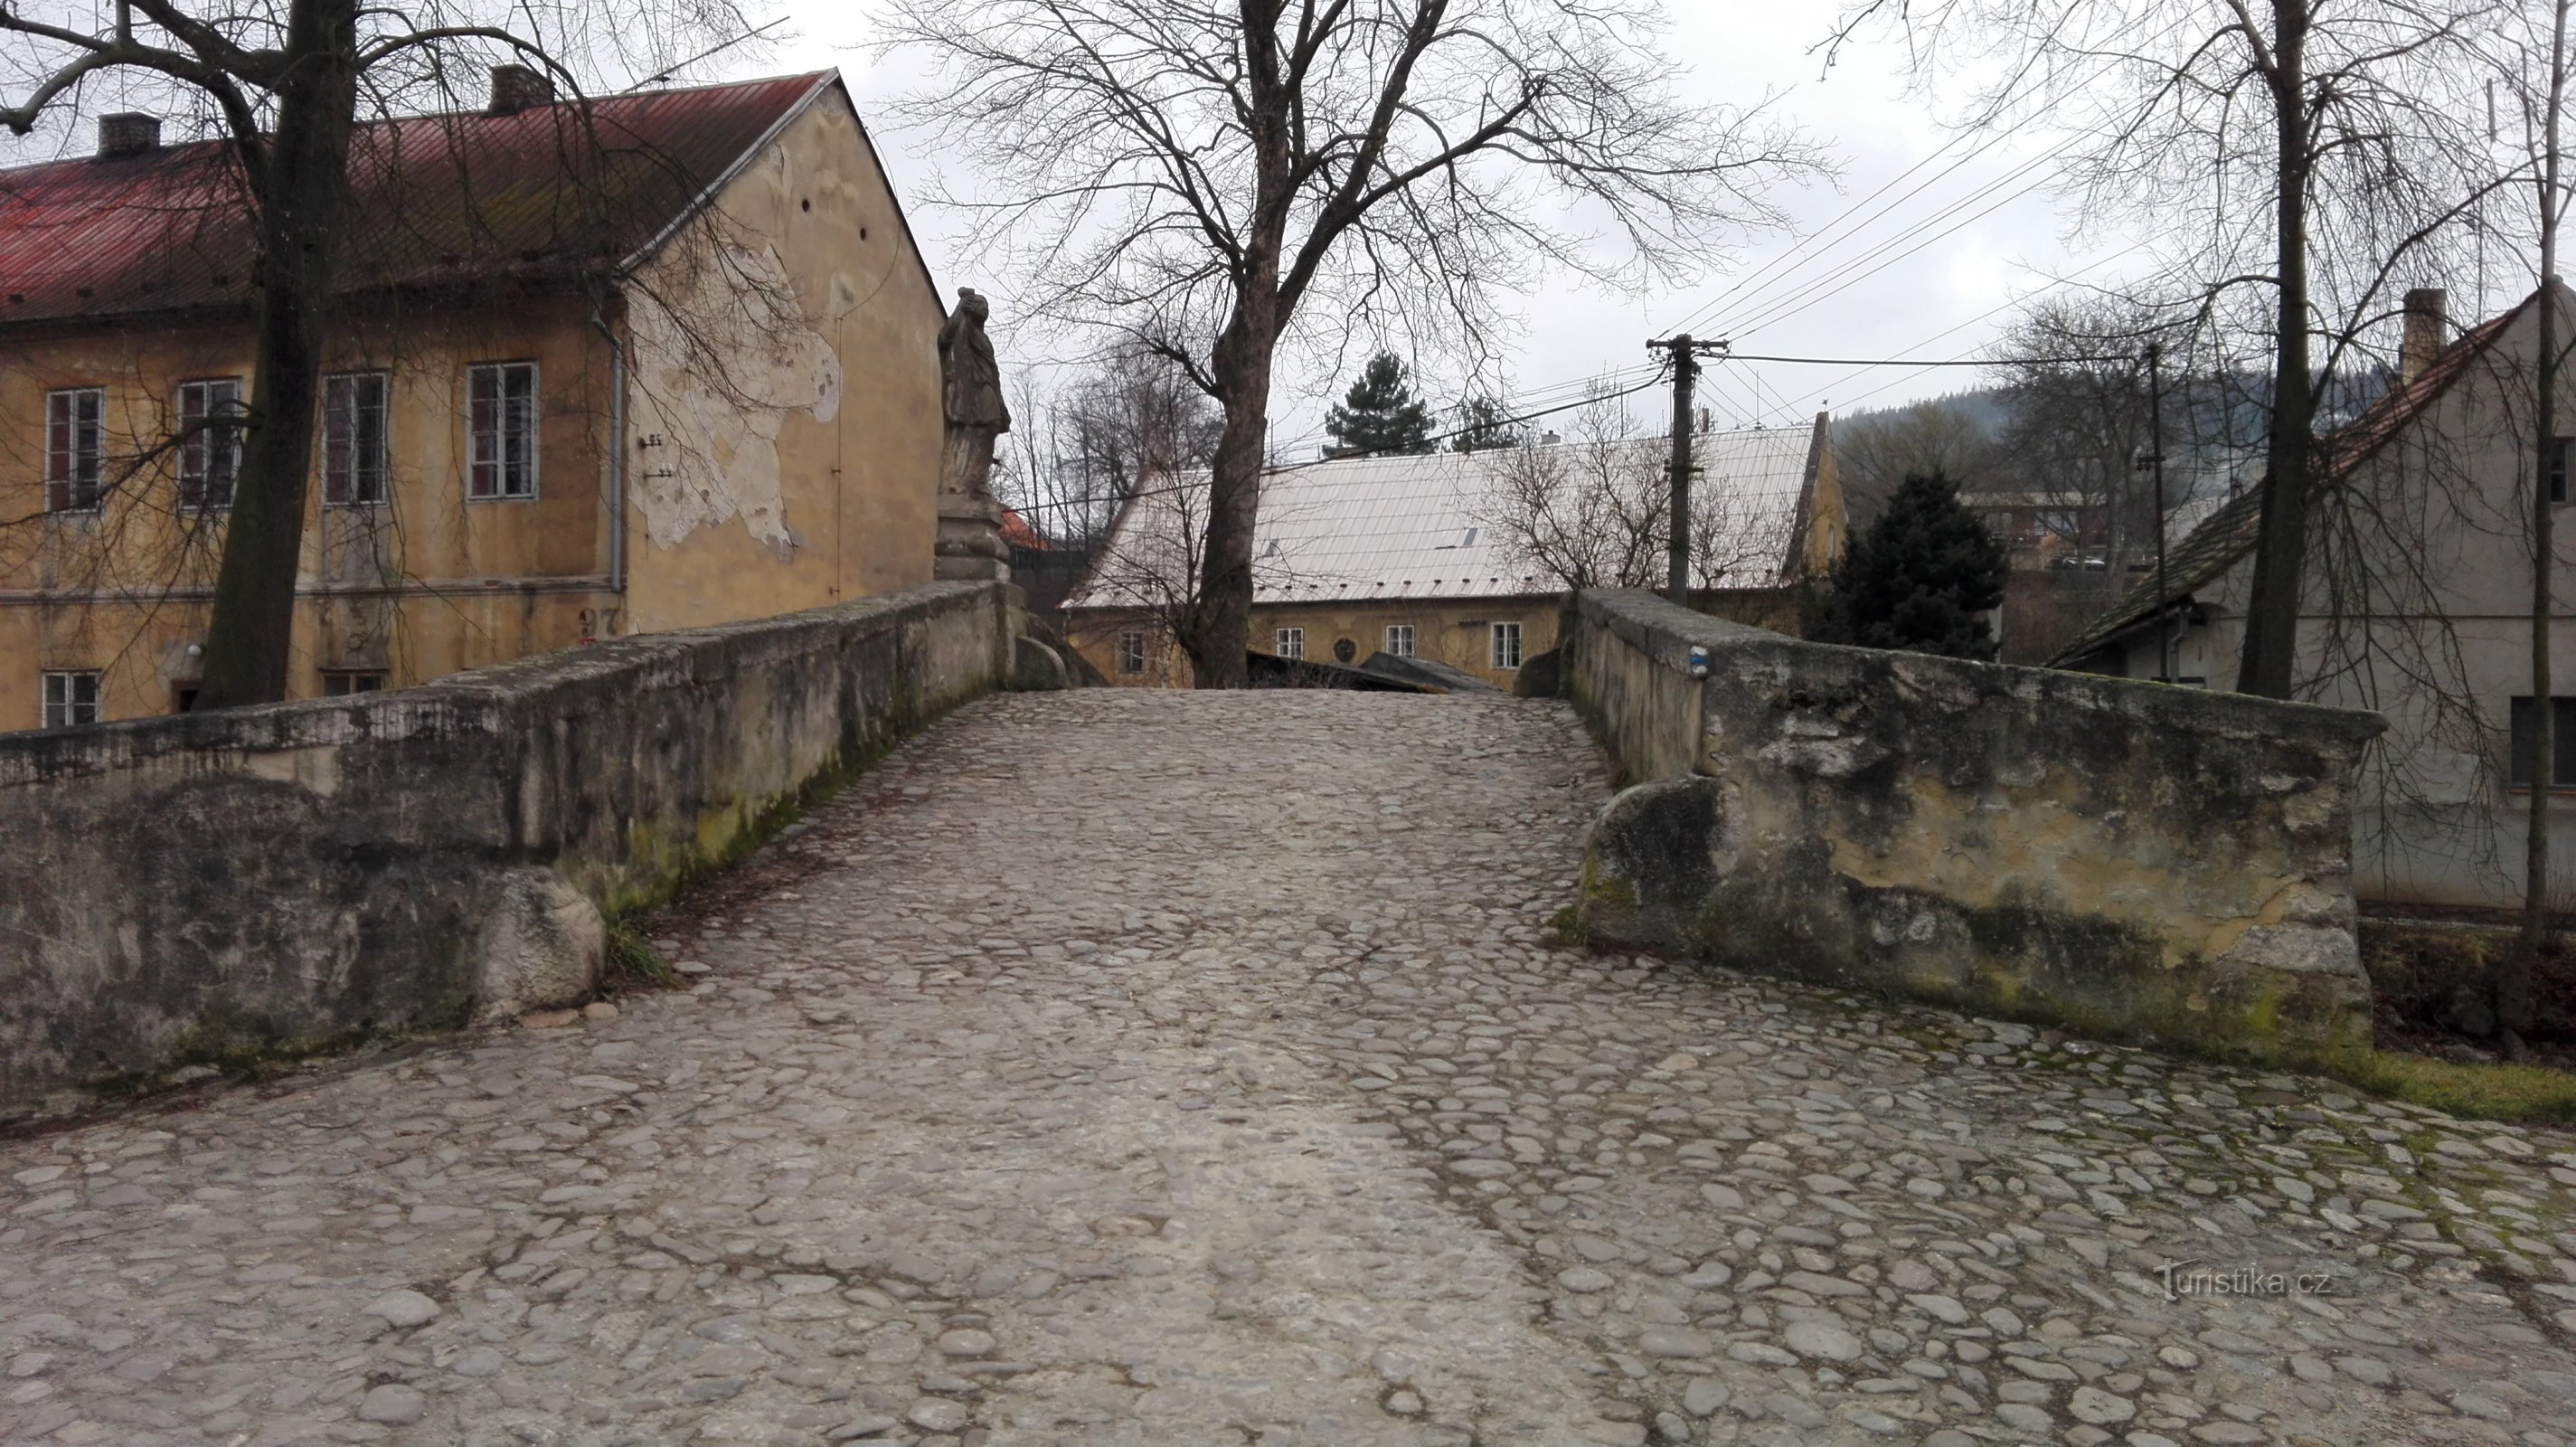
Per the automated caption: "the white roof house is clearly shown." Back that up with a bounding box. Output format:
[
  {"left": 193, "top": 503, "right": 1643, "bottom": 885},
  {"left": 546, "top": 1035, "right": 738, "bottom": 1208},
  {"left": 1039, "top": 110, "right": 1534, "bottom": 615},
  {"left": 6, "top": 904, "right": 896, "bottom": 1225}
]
[{"left": 1067, "top": 417, "right": 1838, "bottom": 611}]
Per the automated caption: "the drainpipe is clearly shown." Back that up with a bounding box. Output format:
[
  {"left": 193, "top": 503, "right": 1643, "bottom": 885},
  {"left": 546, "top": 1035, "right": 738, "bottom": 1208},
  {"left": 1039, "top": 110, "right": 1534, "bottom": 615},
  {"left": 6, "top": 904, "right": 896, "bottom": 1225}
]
[{"left": 589, "top": 298, "right": 627, "bottom": 611}]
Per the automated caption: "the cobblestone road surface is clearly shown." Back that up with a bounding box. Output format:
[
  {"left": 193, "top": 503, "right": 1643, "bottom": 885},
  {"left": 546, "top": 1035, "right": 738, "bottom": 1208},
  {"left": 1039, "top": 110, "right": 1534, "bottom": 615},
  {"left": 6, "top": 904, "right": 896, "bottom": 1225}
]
[{"left": 5, "top": 690, "right": 2576, "bottom": 1447}]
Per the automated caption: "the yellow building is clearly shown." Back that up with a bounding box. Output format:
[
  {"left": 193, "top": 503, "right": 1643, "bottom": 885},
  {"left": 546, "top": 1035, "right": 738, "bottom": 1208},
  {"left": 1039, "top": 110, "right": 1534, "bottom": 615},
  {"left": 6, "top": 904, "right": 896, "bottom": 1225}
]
[
  {"left": 1063, "top": 416, "right": 1843, "bottom": 689},
  {"left": 0, "top": 70, "right": 947, "bottom": 729}
]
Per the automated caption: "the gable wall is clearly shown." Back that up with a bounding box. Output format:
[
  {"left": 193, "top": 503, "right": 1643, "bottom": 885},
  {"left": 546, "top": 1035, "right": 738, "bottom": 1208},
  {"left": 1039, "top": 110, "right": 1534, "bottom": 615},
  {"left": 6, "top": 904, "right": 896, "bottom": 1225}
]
[{"left": 618, "top": 87, "right": 945, "bottom": 636}]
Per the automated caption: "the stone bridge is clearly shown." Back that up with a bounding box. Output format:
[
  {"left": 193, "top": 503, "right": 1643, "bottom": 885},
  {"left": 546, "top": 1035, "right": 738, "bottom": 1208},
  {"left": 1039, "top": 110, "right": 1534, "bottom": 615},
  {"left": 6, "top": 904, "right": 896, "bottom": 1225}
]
[{"left": 2, "top": 689, "right": 2571, "bottom": 1447}]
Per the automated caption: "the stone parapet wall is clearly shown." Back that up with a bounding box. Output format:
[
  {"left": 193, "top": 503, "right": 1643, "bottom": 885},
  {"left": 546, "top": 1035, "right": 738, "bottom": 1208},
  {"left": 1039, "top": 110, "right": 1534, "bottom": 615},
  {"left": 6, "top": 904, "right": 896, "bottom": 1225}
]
[
  {"left": 1563, "top": 588, "right": 2385, "bottom": 1069},
  {"left": 0, "top": 581, "right": 1019, "bottom": 1114}
]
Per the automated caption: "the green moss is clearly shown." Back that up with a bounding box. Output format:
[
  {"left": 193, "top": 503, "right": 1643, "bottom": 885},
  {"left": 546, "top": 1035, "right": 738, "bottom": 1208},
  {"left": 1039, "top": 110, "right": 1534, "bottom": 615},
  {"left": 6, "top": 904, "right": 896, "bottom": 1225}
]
[
  {"left": 2335, "top": 1050, "right": 2576, "bottom": 1126},
  {"left": 593, "top": 689, "right": 966, "bottom": 922}
]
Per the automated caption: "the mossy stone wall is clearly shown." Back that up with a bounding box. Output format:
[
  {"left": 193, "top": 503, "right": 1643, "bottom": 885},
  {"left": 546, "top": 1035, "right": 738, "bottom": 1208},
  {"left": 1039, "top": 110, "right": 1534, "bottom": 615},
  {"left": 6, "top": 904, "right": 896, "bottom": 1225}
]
[
  {"left": 0, "top": 581, "right": 1016, "bottom": 1114},
  {"left": 1565, "top": 588, "right": 2385, "bottom": 1070}
]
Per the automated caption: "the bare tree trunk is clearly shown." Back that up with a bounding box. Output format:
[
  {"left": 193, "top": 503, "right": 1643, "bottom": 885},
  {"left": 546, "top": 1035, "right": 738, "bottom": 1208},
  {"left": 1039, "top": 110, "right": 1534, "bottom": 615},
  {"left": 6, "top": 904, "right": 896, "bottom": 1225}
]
[
  {"left": 197, "top": 0, "right": 362, "bottom": 708},
  {"left": 1190, "top": 312, "right": 1275, "bottom": 689},
  {"left": 1182, "top": 0, "right": 1293, "bottom": 691},
  {"left": 2507, "top": 0, "right": 2571, "bottom": 1046},
  {"left": 2237, "top": 0, "right": 2314, "bottom": 701}
]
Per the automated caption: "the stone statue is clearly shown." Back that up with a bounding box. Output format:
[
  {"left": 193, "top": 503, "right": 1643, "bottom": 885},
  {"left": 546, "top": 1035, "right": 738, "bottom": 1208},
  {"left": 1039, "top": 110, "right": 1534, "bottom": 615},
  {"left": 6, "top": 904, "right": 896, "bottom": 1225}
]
[
  {"left": 939, "top": 288, "right": 1011, "bottom": 436},
  {"left": 935, "top": 288, "right": 1013, "bottom": 581}
]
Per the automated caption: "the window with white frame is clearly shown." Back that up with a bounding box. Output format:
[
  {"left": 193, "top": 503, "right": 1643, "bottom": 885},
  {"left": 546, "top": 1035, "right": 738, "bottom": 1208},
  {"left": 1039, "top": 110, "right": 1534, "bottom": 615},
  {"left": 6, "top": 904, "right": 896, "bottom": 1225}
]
[
  {"left": 322, "top": 671, "right": 386, "bottom": 696},
  {"left": 321, "top": 372, "right": 390, "bottom": 504},
  {"left": 1276, "top": 627, "right": 1306, "bottom": 660},
  {"left": 44, "top": 387, "right": 104, "bottom": 512},
  {"left": 467, "top": 362, "right": 539, "bottom": 499},
  {"left": 1116, "top": 630, "right": 1146, "bottom": 675},
  {"left": 41, "top": 671, "right": 100, "bottom": 728},
  {"left": 176, "top": 378, "right": 244, "bottom": 509},
  {"left": 1384, "top": 623, "right": 1415, "bottom": 657},
  {"left": 1490, "top": 620, "right": 1523, "bottom": 670}
]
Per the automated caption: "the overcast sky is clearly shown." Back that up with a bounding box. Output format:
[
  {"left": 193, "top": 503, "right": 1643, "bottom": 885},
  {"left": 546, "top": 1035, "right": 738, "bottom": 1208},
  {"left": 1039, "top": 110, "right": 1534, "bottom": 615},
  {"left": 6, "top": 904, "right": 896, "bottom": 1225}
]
[{"left": 736, "top": 4, "right": 2128, "bottom": 454}]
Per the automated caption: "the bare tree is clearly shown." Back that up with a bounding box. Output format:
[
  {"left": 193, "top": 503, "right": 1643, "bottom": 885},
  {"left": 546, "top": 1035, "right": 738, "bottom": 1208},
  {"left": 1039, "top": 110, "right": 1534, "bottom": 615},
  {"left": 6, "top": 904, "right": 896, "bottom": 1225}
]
[
  {"left": 0, "top": 0, "right": 758, "bottom": 707},
  {"left": 1833, "top": 0, "right": 2503, "bottom": 699},
  {"left": 1480, "top": 402, "right": 1668, "bottom": 591},
  {"left": 1832, "top": 398, "right": 1996, "bottom": 525},
  {"left": 1986, "top": 299, "right": 2173, "bottom": 564},
  {"left": 1479, "top": 396, "right": 1785, "bottom": 591},
  {"left": 881, "top": 0, "right": 1816, "bottom": 687}
]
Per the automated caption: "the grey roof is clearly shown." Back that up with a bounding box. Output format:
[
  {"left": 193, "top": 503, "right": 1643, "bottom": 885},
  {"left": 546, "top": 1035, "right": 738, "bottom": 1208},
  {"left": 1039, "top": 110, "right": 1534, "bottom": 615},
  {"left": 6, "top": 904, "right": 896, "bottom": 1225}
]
[{"left": 1066, "top": 426, "right": 1819, "bottom": 610}]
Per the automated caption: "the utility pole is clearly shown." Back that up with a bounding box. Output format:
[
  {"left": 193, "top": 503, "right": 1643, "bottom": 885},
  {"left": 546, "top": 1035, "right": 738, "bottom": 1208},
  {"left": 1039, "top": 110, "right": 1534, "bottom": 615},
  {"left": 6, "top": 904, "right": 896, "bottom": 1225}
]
[
  {"left": 1648, "top": 335, "right": 1729, "bottom": 607},
  {"left": 2143, "top": 341, "right": 2172, "bottom": 682}
]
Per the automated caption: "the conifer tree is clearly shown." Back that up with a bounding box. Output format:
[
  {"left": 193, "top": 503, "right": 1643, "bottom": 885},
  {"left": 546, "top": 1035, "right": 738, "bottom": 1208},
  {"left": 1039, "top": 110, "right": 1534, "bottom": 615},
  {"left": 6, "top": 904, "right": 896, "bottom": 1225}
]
[
  {"left": 1810, "top": 471, "right": 2007, "bottom": 660},
  {"left": 1449, "top": 396, "right": 1522, "bottom": 454},
  {"left": 1326, "top": 354, "right": 1436, "bottom": 456}
]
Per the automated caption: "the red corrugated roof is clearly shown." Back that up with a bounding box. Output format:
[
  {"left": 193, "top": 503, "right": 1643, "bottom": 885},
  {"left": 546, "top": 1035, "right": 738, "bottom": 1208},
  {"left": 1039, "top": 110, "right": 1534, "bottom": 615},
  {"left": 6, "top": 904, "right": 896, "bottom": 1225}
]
[{"left": 0, "top": 72, "right": 831, "bottom": 328}]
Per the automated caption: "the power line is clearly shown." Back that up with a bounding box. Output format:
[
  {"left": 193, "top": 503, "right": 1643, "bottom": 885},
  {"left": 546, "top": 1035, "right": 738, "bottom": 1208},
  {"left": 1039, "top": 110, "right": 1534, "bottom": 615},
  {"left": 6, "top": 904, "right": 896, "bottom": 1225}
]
[
  {"left": 1742, "top": 238, "right": 2158, "bottom": 425},
  {"left": 1665, "top": 11, "right": 2199, "bottom": 345},
  {"left": 1723, "top": 135, "right": 2085, "bottom": 342},
  {"left": 1665, "top": 126, "right": 1993, "bottom": 337},
  {"left": 1724, "top": 350, "right": 2135, "bottom": 367}
]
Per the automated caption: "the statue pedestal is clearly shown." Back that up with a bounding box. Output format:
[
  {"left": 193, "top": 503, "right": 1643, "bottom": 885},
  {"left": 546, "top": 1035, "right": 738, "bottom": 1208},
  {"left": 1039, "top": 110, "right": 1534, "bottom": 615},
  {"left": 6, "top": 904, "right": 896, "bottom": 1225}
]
[{"left": 936, "top": 495, "right": 1011, "bottom": 582}]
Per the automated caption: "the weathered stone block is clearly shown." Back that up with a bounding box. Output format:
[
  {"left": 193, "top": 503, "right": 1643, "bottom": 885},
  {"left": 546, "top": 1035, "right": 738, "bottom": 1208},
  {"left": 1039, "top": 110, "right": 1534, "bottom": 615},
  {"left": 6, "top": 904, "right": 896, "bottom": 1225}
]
[
  {"left": 1012, "top": 634, "right": 1069, "bottom": 691},
  {"left": 475, "top": 869, "right": 606, "bottom": 1022},
  {"left": 1564, "top": 588, "right": 2383, "bottom": 1071}
]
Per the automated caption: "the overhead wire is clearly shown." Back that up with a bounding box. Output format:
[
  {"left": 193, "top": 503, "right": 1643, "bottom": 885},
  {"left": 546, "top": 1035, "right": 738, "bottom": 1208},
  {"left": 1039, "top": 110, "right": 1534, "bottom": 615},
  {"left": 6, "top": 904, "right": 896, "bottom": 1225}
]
[
  {"left": 1740, "top": 237, "right": 2160, "bottom": 424},
  {"left": 1662, "top": 124, "right": 1994, "bottom": 338},
  {"left": 1721, "top": 134, "right": 2089, "bottom": 344}
]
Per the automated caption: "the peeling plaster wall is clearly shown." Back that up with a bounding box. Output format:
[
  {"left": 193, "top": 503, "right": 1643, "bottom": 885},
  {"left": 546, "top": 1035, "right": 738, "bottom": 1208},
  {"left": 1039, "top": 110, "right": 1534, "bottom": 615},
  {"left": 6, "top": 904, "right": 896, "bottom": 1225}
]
[
  {"left": 0, "top": 581, "right": 1014, "bottom": 1117},
  {"left": 619, "top": 90, "right": 945, "bottom": 636},
  {"left": 1565, "top": 588, "right": 2385, "bottom": 1069},
  {"left": 627, "top": 241, "right": 841, "bottom": 554}
]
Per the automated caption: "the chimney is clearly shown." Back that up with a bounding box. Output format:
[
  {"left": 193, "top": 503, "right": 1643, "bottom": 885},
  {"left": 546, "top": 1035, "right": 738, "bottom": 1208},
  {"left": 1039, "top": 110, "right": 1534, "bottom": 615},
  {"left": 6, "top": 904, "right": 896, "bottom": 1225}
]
[
  {"left": 97, "top": 113, "right": 162, "bottom": 158},
  {"left": 487, "top": 64, "right": 555, "bottom": 117},
  {"left": 2401, "top": 287, "right": 2447, "bottom": 383},
  {"left": 1541, "top": 430, "right": 1562, "bottom": 446}
]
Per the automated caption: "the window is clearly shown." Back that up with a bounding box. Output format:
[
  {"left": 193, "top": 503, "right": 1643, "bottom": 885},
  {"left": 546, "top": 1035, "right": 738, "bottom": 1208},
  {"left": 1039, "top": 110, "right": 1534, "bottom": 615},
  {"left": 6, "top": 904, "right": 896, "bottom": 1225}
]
[
  {"left": 1276, "top": 627, "right": 1306, "bottom": 660},
  {"left": 467, "top": 362, "right": 539, "bottom": 499},
  {"left": 1116, "top": 631, "right": 1146, "bottom": 676},
  {"left": 1490, "top": 620, "right": 1523, "bottom": 670},
  {"left": 175, "top": 378, "right": 243, "bottom": 509},
  {"left": 322, "top": 372, "right": 390, "bottom": 504},
  {"left": 1385, "top": 624, "right": 1415, "bottom": 658},
  {"left": 41, "top": 671, "right": 99, "bottom": 728},
  {"left": 44, "top": 388, "right": 104, "bottom": 512},
  {"left": 2509, "top": 696, "right": 2576, "bottom": 788},
  {"left": 2552, "top": 437, "right": 2572, "bottom": 506},
  {"left": 322, "top": 671, "right": 385, "bottom": 696}
]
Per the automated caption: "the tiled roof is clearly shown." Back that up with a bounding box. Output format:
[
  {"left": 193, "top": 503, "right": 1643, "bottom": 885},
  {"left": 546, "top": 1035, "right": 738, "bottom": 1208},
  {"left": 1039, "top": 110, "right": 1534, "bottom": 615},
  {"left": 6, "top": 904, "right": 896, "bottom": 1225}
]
[
  {"left": 0, "top": 72, "right": 833, "bottom": 327},
  {"left": 2049, "top": 289, "right": 2542, "bottom": 667},
  {"left": 999, "top": 508, "right": 1046, "bottom": 551},
  {"left": 1064, "top": 426, "right": 1820, "bottom": 610}
]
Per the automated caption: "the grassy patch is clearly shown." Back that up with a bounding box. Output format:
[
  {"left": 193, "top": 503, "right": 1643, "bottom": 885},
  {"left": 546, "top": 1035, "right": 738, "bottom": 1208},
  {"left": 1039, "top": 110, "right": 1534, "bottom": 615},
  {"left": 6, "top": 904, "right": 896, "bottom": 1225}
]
[
  {"left": 603, "top": 917, "right": 676, "bottom": 991},
  {"left": 2336, "top": 1049, "right": 2576, "bottom": 1126},
  {"left": 1543, "top": 904, "right": 1588, "bottom": 949}
]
